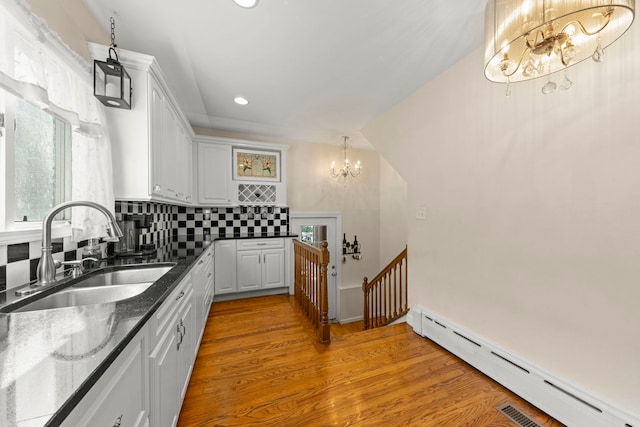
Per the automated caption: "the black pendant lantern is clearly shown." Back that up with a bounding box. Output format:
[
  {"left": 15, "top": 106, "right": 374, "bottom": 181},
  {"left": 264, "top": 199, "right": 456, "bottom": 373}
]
[{"left": 93, "top": 17, "right": 132, "bottom": 109}]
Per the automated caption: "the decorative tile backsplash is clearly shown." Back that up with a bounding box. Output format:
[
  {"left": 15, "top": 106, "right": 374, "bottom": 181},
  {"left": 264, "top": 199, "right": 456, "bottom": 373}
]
[
  {"left": 0, "top": 201, "right": 290, "bottom": 292},
  {"left": 0, "top": 237, "right": 100, "bottom": 293}
]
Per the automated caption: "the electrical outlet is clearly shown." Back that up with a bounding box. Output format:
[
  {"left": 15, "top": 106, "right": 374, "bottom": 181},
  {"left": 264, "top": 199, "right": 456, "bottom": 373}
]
[{"left": 416, "top": 207, "right": 427, "bottom": 220}]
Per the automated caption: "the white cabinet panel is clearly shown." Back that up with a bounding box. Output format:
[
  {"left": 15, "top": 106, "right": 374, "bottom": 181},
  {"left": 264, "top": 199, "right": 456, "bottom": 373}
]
[
  {"left": 262, "top": 249, "right": 285, "bottom": 288},
  {"left": 62, "top": 327, "right": 149, "bottom": 427},
  {"left": 197, "top": 143, "right": 232, "bottom": 205},
  {"left": 177, "top": 298, "right": 195, "bottom": 402},
  {"left": 214, "top": 240, "right": 237, "bottom": 294},
  {"left": 149, "top": 320, "right": 180, "bottom": 427},
  {"left": 149, "top": 275, "right": 195, "bottom": 427},
  {"left": 191, "top": 245, "right": 213, "bottom": 348},
  {"left": 237, "top": 250, "right": 262, "bottom": 291}
]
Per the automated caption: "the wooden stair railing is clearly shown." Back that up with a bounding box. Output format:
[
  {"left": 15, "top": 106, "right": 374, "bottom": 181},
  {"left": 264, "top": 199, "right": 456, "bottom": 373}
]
[
  {"left": 293, "top": 239, "right": 331, "bottom": 343},
  {"left": 362, "top": 246, "right": 408, "bottom": 330}
]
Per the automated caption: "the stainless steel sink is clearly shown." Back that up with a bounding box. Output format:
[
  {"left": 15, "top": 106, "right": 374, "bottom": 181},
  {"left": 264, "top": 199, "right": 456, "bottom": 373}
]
[
  {"left": 9, "top": 264, "right": 175, "bottom": 313},
  {"left": 12, "top": 283, "right": 153, "bottom": 312},
  {"left": 71, "top": 265, "right": 175, "bottom": 288}
]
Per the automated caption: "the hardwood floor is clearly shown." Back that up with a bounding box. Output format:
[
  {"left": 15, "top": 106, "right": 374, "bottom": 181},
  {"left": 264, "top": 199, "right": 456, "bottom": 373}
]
[{"left": 178, "top": 295, "right": 563, "bottom": 426}]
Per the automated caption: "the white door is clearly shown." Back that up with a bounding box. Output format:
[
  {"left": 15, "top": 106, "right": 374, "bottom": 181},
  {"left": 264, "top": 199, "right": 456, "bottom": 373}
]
[{"left": 290, "top": 213, "right": 340, "bottom": 321}]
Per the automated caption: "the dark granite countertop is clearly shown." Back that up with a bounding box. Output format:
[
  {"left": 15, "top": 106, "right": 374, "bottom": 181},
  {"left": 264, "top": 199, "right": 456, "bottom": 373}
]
[
  {"left": 214, "top": 231, "right": 298, "bottom": 240},
  {"left": 0, "top": 232, "right": 297, "bottom": 427}
]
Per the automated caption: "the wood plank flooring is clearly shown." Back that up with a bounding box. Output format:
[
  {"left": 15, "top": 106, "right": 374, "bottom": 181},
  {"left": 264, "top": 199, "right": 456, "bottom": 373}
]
[{"left": 178, "top": 295, "right": 563, "bottom": 426}]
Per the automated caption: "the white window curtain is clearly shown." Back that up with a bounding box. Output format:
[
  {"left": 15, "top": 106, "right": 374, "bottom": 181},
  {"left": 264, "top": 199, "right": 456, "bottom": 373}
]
[{"left": 0, "top": 0, "right": 115, "bottom": 241}]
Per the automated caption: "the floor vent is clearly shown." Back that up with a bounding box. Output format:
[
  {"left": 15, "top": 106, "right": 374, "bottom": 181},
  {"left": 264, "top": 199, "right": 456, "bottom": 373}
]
[{"left": 497, "top": 403, "right": 541, "bottom": 427}]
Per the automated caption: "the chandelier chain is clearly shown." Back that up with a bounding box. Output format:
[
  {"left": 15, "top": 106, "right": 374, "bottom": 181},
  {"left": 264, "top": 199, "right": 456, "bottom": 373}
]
[{"left": 110, "top": 17, "right": 117, "bottom": 48}]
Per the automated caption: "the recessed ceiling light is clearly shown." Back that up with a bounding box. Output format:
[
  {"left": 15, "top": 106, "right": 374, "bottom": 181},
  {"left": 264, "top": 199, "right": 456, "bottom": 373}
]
[
  {"left": 233, "top": 0, "right": 258, "bottom": 8},
  {"left": 234, "top": 96, "right": 249, "bottom": 105}
]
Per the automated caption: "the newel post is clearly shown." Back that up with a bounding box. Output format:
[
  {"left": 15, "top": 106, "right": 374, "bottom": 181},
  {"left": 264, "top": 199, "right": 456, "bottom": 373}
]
[
  {"left": 362, "top": 276, "right": 369, "bottom": 330},
  {"left": 318, "top": 241, "right": 331, "bottom": 343}
]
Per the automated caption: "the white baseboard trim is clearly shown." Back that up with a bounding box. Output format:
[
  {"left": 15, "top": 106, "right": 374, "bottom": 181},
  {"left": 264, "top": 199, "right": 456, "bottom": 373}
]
[
  {"left": 213, "top": 287, "right": 288, "bottom": 302},
  {"left": 338, "top": 315, "right": 363, "bottom": 324},
  {"left": 408, "top": 306, "right": 639, "bottom": 427}
]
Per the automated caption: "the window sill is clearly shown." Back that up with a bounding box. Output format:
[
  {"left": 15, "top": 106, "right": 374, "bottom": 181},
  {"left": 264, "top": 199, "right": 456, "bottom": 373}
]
[{"left": 0, "top": 222, "right": 72, "bottom": 245}]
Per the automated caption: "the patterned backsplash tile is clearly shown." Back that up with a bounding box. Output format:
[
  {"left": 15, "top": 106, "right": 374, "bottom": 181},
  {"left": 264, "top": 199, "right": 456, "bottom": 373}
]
[{"left": 0, "top": 201, "right": 289, "bottom": 291}]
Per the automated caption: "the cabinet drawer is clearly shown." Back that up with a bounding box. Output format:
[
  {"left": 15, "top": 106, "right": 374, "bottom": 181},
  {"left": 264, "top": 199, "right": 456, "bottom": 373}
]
[
  {"left": 62, "top": 328, "right": 148, "bottom": 427},
  {"left": 237, "top": 238, "right": 284, "bottom": 251}
]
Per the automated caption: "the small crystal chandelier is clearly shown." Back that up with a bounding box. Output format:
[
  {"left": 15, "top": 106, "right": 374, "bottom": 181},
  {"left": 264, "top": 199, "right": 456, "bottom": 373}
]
[
  {"left": 484, "top": 0, "right": 635, "bottom": 95},
  {"left": 330, "top": 136, "right": 361, "bottom": 180}
]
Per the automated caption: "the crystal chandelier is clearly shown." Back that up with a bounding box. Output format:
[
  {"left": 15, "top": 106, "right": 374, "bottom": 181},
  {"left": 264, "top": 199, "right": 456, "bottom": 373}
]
[
  {"left": 484, "top": 0, "right": 635, "bottom": 95},
  {"left": 330, "top": 136, "right": 361, "bottom": 180}
]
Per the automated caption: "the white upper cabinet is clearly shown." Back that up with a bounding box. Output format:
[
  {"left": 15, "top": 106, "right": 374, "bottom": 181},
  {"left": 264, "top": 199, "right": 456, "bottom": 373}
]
[
  {"left": 88, "top": 43, "right": 193, "bottom": 204},
  {"left": 196, "top": 143, "right": 233, "bottom": 205},
  {"left": 193, "top": 135, "right": 288, "bottom": 207}
]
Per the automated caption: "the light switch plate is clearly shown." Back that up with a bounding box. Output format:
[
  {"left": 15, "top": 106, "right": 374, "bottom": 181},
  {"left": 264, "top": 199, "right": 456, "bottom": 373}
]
[{"left": 416, "top": 207, "right": 426, "bottom": 220}]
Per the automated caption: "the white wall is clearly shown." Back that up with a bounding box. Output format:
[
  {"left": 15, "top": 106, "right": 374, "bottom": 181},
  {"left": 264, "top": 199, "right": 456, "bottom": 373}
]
[
  {"left": 363, "top": 20, "right": 640, "bottom": 419},
  {"left": 26, "top": 0, "right": 108, "bottom": 61},
  {"left": 379, "top": 156, "right": 407, "bottom": 266},
  {"left": 286, "top": 138, "right": 381, "bottom": 292}
]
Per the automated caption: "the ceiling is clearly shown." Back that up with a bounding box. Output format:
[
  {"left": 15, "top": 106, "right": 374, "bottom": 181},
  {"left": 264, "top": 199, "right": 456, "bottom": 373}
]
[{"left": 84, "top": 0, "right": 486, "bottom": 149}]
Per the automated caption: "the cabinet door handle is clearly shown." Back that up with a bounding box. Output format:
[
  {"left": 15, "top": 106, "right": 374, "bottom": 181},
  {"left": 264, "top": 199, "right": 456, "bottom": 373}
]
[
  {"left": 175, "top": 290, "right": 185, "bottom": 301},
  {"left": 263, "top": 254, "right": 266, "bottom": 264},
  {"left": 113, "top": 414, "right": 123, "bottom": 427},
  {"left": 198, "top": 260, "right": 204, "bottom": 265},
  {"left": 176, "top": 323, "right": 183, "bottom": 350},
  {"left": 207, "top": 272, "right": 212, "bottom": 278},
  {"left": 257, "top": 243, "right": 267, "bottom": 246}
]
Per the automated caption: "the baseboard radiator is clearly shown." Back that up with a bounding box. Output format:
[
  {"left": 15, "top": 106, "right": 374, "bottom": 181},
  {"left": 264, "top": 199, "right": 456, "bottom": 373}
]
[{"left": 407, "top": 306, "right": 639, "bottom": 427}]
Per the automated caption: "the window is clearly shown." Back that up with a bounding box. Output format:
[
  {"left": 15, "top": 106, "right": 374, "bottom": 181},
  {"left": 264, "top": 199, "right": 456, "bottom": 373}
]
[
  {"left": 300, "top": 225, "right": 314, "bottom": 243},
  {"left": 0, "top": 4, "right": 113, "bottom": 239},
  {"left": 13, "top": 98, "right": 71, "bottom": 223}
]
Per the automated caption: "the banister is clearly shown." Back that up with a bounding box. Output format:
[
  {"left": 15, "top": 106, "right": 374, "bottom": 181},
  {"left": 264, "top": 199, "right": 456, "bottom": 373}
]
[
  {"left": 293, "top": 239, "right": 331, "bottom": 342},
  {"left": 363, "top": 246, "right": 408, "bottom": 330}
]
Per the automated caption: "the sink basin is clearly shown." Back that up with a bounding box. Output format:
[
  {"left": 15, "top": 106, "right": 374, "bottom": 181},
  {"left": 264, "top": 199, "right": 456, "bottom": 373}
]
[
  {"left": 71, "top": 265, "right": 175, "bottom": 288},
  {"left": 12, "top": 283, "right": 153, "bottom": 312},
  {"left": 8, "top": 264, "right": 176, "bottom": 313}
]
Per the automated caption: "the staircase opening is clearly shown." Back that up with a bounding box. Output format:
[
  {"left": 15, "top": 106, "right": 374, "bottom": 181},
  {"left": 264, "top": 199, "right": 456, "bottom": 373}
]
[{"left": 362, "top": 246, "right": 408, "bottom": 330}]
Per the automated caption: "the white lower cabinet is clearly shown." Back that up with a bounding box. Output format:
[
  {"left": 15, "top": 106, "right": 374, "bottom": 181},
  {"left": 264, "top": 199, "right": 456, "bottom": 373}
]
[
  {"left": 237, "top": 248, "right": 285, "bottom": 290},
  {"left": 215, "top": 238, "right": 287, "bottom": 296},
  {"left": 149, "top": 274, "right": 195, "bottom": 427},
  {"left": 61, "top": 249, "right": 216, "bottom": 427},
  {"left": 192, "top": 244, "right": 214, "bottom": 349},
  {"left": 236, "top": 239, "right": 285, "bottom": 291},
  {"left": 214, "top": 240, "right": 237, "bottom": 294},
  {"left": 61, "top": 327, "right": 149, "bottom": 427}
]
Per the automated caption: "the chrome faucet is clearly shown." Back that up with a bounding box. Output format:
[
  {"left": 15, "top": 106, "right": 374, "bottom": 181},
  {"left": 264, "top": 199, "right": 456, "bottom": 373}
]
[{"left": 36, "top": 201, "right": 123, "bottom": 286}]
